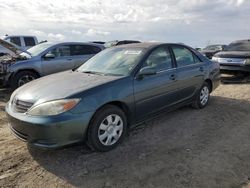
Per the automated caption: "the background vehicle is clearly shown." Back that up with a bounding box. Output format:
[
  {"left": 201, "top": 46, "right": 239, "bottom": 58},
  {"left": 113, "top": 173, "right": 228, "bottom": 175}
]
[
  {"left": 104, "top": 40, "right": 140, "bottom": 48},
  {"left": 0, "top": 39, "right": 25, "bottom": 57},
  {"left": 200, "top": 44, "right": 227, "bottom": 59},
  {"left": 0, "top": 42, "right": 104, "bottom": 88},
  {"left": 6, "top": 43, "right": 220, "bottom": 152},
  {"left": 3, "top": 35, "right": 38, "bottom": 51},
  {"left": 212, "top": 39, "right": 250, "bottom": 74}
]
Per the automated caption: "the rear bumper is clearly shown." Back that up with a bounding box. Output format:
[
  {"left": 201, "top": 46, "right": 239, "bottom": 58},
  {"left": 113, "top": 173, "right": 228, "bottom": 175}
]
[
  {"left": 5, "top": 102, "right": 94, "bottom": 149},
  {"left": 220, "top": 64, "right": 250, "bottom": 73}
]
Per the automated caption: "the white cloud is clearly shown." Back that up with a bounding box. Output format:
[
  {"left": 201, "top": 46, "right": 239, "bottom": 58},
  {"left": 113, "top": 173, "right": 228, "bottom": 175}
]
[
  {"left": 0, "top": 0, "right": 249, "bottom": 46},
  {"left": 71, "top": 30, "right": 82, "bottom": 35},
  {"left": 48, "top": 33, "right": 66, "bottom": 41},
  {"left": 86, "top": 29, "right": 111, "bottom": 36}
]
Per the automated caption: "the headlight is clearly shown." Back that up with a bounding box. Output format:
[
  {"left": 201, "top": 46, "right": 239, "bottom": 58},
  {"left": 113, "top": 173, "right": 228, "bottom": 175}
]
[
  {"left": 245, "top": 59, "right": 250, "bottom": 65},
  {"left": 212, "top": 57, "right": 219, "bottom": 62},
  {"left": 27, "top": 99, "right": 81, "bottom": 116}
]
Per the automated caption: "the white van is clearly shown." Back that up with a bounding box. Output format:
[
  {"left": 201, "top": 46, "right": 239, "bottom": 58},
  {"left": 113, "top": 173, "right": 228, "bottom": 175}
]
[{"left": 3, "top": 35, "right": 38, "bottom": 51}]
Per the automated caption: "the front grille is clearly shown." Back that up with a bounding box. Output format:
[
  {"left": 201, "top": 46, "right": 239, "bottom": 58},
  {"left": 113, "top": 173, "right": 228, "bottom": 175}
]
[{"left": 13, "top": 99, "right": 34, "bottom": 113}]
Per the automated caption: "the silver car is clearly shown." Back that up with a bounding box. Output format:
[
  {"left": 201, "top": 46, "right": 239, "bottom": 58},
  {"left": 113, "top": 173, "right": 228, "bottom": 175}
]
[{"left": 0, "top": 42, "right": 104, "bottom": 88}]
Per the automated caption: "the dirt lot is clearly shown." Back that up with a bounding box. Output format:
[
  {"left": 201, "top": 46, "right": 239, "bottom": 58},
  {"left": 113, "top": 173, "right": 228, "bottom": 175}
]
[{"left": 0, "top": 80, "right": 250, "bottom": 188}]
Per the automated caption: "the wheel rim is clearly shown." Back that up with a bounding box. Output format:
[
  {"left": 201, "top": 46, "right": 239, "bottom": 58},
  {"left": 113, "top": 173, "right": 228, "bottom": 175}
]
[
  {"left": 18, "top": 75, "right": 36, "bottom": 87},
  {"left": 98, "top": 114, "right": 123, "bottom": 146},
  {"left": 200, "top": 86, "right": 209, "bottom": 106}
]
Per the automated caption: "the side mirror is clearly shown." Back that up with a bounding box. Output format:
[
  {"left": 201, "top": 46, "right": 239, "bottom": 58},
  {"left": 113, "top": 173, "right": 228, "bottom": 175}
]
[
  {"left": 138, "top": 66, "right": 157, "bottom": 77},
  {"left": 44, "top": 53, "right": 55, "bottom": 59}
]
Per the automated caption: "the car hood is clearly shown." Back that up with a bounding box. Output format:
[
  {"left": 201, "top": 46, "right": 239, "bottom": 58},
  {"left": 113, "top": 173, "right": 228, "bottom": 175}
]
[
  {"left": 200, "top": 50, "right": 218, "bottom": 53},
  {"left": 12, "top": 71, "right": 122, "bottom": 105},
  {"left": 214, "top": 51, "right": 250, "bottom": 58}
]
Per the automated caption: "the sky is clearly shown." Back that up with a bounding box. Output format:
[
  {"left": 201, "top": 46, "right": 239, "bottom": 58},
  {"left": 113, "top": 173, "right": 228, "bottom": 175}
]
[{"left": 0, "top": 0, "right": 249, "bottom": 47}]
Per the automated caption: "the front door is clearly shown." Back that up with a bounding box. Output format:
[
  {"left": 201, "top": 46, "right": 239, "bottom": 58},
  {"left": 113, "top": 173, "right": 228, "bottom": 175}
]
[{"left": 42, "top": 45, "right": 74, "bottom": 75}]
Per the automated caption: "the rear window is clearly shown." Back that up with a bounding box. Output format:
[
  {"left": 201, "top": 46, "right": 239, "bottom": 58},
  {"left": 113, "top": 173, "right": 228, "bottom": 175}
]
[
  {"left": 70, "top": 45, "right": 101, "bottom": 55},
  {"left": 24, "top": 37, "right": 36, "bottom": 46},
  {"left": 10, "top": 37, "right": 21, "bottom": 46},
  {"left": 226, "top": 41, "right": 250, "bottom": 51}
]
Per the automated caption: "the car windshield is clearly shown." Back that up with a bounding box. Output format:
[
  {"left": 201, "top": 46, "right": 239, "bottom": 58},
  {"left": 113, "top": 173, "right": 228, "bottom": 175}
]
[
  {"left": 77, "top": 47, "right": 145, "bottom": 76},
  {"left": 225, "top": 42, "right": 250, "bottom": 51},
  {"left": 20, "top": 42, "right": 54, "bottom": 57},
  {"left": 203, "top": 45, "right": 222, "bottom": 51}
]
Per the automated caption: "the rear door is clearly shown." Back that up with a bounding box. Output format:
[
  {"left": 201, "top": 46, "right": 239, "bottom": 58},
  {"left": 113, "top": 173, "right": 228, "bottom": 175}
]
[
  {"left": 134, "top": 46, "right": 179, "bottom": 120},
  {"left": 171, "top": 45, "right": 205, "bottom": 101},
  {"left": 41, "top": 45, "right": 74, "bottom": 75},
  {"left": 70, "top": 44, "right": 102, "bottom": 69}
]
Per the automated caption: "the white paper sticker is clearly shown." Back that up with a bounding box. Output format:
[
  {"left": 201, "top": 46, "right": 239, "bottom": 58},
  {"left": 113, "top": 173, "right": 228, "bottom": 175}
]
[{"left": 124, "top": 50, "right": 142, "bottom": 55}]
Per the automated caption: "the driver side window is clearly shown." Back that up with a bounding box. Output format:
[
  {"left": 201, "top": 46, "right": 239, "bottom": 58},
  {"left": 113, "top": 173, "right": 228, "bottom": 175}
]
[
  {"left": 48, "top": 45, "right": 70, "bottom": 57},
  {"left": 143, "top": 47, "right": 173, "bottom": 72}
]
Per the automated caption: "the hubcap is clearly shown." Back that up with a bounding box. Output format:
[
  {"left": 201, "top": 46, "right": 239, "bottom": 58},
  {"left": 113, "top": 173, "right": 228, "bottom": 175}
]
[
  {"left": 98, "top": 114, "right": 123, "bottom": 146},
  {"left": 18, "top": 75, "right": 36, "bottom": 87},
  {"left": 200, "top": 86, "right": 209, "bottom": 106}
]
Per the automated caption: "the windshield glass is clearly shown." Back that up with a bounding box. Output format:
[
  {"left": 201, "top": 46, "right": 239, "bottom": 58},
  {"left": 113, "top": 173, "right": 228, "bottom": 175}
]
[
  {"left": 225, "top": 42, "right": 250, "bottom": 51},
  {"left": 21, "top": 42, "right": 54, "bottom": 57},
  {"left": 203, "top": 45, "right": 222, "bottom": 51},
  {"left": 77, "top": 47, "right": 145, "bottom": 76}
]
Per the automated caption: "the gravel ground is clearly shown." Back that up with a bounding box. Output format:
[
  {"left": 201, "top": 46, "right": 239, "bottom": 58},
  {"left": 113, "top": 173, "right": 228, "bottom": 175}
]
[{"left": 0, "top": 80, "right": 250, "bottom": 188}]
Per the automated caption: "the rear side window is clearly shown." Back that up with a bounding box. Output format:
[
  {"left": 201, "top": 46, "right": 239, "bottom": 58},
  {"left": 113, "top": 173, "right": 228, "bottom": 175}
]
[
  {"left": 10, "top": 37, "right": 21, "bottom": 46},
  {"left": 70, "top": 45, "right": 101, "bottom": 55},
  {"left": 49, "top": 45, "right": 71, "bottom": 57},
  {"left": 172, "top": 46, "right": 197, "bottom": 67},
  {"left": 24, "top": 37, "right": 36, "bottom": 46},
  {"left": 143, "top": 47, "right": 173, "bottom": 72}
]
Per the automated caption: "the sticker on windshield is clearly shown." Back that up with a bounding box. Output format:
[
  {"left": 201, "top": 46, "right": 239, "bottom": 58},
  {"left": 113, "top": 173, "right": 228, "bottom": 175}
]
[{"left": 124, "top": 50, "right": 142, "bottom": 55}]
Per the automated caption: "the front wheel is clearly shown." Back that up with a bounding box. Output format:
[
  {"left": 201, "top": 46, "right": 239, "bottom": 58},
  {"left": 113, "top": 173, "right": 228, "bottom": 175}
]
[
  {"left": 192, "top": 82, "right": 210, "bottom": 109},
  {"left": 11, "top": 71, "right": 38, "bottom": 89},
  {"left": 87, "top": 105, "right": 127, "bottom": 152}
]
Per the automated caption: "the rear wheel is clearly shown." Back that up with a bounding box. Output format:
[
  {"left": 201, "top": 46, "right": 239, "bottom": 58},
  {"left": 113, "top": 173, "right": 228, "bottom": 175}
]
[
  {"left": 87, "top": 105, "right": 127, "bottom": 152},
  {"left": 11, "top": 71, "right": 38, "bottom": 89},
  {"left": 192, "top": 82, "right": 210, "bottom": 109}
]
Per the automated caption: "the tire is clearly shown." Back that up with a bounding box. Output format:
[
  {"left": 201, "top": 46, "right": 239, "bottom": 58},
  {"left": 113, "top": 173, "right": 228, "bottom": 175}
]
[
  {"left": 87, "top": 105, "right": 127, "bottom": 152},
  {"left": 192, "top": 82, "right": 210, "bottom": 109},
  {"left": 11, "top": 71, "right": 38, "bottom": 89}
]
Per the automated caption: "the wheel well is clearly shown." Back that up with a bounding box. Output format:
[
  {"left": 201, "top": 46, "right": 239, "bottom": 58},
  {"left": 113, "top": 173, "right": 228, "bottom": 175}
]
[
  {"left": 14, "top": 69, "right": 41, "bottom": 78},
  {"left": 205, "top": 79, "right": 213, "bottom": 92},
  {"left": 92, "top": 101, "right": 132, "bottom": 126}
]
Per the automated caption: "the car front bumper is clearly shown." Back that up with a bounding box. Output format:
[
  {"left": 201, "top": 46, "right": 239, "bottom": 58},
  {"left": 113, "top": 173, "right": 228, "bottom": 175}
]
[
  {"left": 220, "top": 64, "right": 250, "bottom": 73},
  {"left": 5, "top": 102, "right": 94, "bottom": 149}
]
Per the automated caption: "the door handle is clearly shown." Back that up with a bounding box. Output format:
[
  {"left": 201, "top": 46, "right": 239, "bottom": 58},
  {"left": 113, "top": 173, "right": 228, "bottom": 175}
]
[
  {"left": 67, "top": 58, "right": 72, "bottom": 61},
  {"left": 169, "top": 74, "right": 176, "bottom": 80},
  {"left": 199, "top": 67, "right": 204, "bottom": 72}
]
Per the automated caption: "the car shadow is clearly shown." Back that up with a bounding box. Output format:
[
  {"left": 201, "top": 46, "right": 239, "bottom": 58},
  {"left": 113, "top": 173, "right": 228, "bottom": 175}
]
[
  {"left": 28, "top": 95, "right": 250, "bottom": 187},
  {"left": 0, "top": 88, "right": 10, "bottom": 111}
]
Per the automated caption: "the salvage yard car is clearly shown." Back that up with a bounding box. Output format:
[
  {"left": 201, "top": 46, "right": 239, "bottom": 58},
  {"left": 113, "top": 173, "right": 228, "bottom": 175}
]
[
  {"left": 212, "top": 39, "right": 250, "bottom": 74},
  {"left": 3, "top": 35, "right": 39, "bottom": 51},
  {"left": 200, "top": 44, "right": 227, "bottom": 59},
  {"left": 6, "top": 42, "right": 220, "bottom": 152},
  {"left": 0, "top": 42, "right": 104, "bottom": 88}
]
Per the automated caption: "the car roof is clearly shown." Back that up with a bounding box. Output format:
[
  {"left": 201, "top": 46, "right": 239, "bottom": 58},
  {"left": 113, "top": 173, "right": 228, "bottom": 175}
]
[
  {"left": 113, "top": 42, "right": 191, "bottom": 49},
  {"left": 231, "top": 39, "right": 250, "bottom": 44},
  {"left": 114, "top": 42, "right": 163, "bottom": 48},
  {"left": 41, "top": 41, "right": 104, "bottom": 48}
]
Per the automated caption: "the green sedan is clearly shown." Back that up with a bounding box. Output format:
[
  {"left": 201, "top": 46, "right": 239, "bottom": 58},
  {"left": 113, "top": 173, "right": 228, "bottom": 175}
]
[{"left": 6, "top": 42, "right": 220, "bottom": 152}]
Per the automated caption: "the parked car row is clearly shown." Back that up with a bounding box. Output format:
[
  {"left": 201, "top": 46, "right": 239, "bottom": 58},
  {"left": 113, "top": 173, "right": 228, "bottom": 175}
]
[
  {"left": 212, "top": 39, "right": 250, "bottom": 74},
  {"left": 198, "top": 40, "right": 250, "bottom": 74},
  {"left": 5, "top": 42, "right": 220, "bottom": 151}
]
